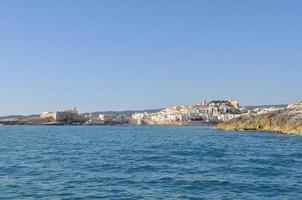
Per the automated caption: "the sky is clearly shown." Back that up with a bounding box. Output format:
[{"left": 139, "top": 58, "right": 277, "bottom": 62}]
[{"left": 0, "top": 0, "right": 301, "bottom": 115}]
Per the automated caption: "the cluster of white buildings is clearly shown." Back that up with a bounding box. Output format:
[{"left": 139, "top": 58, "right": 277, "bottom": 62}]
[
  {"left": 38, "top": 100, "right": 245, "bottom": 125},
  {"left": 39, "top": 99, "right": 290, "bottom": 126},
  {"left": 132, "top": 112, "right": 150, "bottom": 120},
  {"left": 99, "top": 114, "right": 128, "bottom": 123},
  {"left": 87, "top": 114, "right": 128, "bottom": 125},
  {"left": 132, "top": 100, "right": 242, "bottom": 124}
]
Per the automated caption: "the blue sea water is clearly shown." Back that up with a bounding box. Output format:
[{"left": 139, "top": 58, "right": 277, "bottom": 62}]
[{"left": 0, "top": 126, "right": 301, "bottom": 199}]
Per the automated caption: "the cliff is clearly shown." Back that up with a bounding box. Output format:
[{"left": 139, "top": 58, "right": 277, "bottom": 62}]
[{"left": 215, "top": 103, "right": 302, "bottom": 134}]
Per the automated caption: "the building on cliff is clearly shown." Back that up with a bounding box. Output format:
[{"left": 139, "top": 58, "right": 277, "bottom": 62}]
[{"left": 40, "top": 107, "right": 85, "bottom": 122}]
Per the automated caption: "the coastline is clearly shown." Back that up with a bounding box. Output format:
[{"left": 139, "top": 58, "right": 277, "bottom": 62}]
[
  {"left": 2, "top": 121, "right": 302, "bottom": 136},
  {"left": 0, "top": 120, "right": 217, "bottom": 126},
  {"left": 1, "top": 101, "right": 301, "bottom": 136}
]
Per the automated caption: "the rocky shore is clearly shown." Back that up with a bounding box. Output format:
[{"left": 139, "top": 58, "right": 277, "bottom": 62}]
[{"left": 215, "top": 102, "right": 302, "bottom": 134}]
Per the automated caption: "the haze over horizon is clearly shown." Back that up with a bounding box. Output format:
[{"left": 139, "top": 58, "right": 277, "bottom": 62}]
[{"left": 1, "top": 0, "right": 301, "bottom": 116}]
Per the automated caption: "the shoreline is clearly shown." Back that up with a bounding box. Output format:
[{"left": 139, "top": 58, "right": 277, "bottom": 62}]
[
  {"left": 2, "top": 123, "right": 302, "bottom": 136},
  {"left": 0, "top": 123, "right": 216, "bottom": 127}
]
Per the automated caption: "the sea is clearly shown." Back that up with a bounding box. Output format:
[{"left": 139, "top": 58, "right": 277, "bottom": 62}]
[{"left": 0, "top": 126, "right": 301, "bottom": 199}]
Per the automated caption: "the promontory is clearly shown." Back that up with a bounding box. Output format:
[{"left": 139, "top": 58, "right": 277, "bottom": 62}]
[{"left": 215, "top": 102, "right": 302, "bottom": 134}]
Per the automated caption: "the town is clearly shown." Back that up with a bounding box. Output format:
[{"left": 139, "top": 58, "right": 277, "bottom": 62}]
[{"left": 0, "top": 99, "right": 284, "bottom": 126}]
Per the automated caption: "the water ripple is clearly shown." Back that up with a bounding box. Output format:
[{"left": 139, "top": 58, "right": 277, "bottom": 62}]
[{"left": 0, "top": 126, "right": 301, "bottom": 199}]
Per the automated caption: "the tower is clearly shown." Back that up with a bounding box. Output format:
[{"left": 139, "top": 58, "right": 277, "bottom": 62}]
[{"left": 202, "top": 99, "right": 207, "bottom": 106}]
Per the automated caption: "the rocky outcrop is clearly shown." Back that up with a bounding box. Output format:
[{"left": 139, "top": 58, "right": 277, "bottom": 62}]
[
  {"left": 215, "top": 104, "right": 302, "bottom": 134},
  {"left": 287, "top": 101, "right": 302, "bottom": 109}
]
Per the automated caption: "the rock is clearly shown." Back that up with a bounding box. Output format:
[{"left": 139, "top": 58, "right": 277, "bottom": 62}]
[
  {"left": 215, "top": 105, "right": 302, "bottom": 134},
  {"left": 287, "top": 102, "right": 302, "bottom": 109}
]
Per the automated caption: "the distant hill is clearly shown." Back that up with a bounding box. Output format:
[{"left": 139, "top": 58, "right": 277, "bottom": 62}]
[
  {"left": 0, "top": 109, "right": 163, "bottom": 120},
  {"left": 244, "top": 104, "right": 287, "bottom": 110},
  {"left": 0, "top": 114, "right": 40, "bottom": 120},
  {"left": 83, "top": 108, "right": 163, "bottom": 117},
  {"left": 0, "top": 115, "right": 25, "bottom": 120}
]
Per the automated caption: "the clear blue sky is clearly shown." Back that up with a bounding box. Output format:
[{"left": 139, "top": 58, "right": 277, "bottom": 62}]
[{"left": 0, "top": 0, "right": 301, "bottom": 115}]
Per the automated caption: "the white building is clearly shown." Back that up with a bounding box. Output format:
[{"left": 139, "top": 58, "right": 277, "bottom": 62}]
[{"left": 99, "top": 114, "right": 128, "bottom": 123}]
